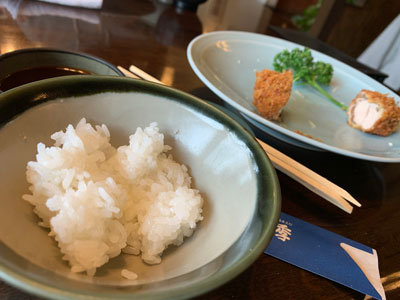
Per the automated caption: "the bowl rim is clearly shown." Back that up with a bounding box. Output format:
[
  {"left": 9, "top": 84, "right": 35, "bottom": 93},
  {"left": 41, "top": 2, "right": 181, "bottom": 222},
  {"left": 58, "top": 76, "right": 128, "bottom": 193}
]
[
  {"left": 0, "top": 75, "right": 281, "bottom": 300},
  {"left": 0, "top": 47, "right": 124, "bottom": 76}
]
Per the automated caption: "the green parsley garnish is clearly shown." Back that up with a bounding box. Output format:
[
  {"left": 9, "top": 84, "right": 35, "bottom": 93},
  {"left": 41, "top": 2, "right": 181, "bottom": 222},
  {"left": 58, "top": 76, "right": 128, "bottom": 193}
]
[{"left": 273, "top": 47, "right": 347, "bottom": 111}]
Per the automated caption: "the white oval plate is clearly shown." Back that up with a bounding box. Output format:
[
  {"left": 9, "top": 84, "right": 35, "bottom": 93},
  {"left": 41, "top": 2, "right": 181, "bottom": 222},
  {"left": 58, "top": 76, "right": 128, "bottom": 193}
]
[{"left": 187, "top": 31, "right": 400, "bottom": 162}]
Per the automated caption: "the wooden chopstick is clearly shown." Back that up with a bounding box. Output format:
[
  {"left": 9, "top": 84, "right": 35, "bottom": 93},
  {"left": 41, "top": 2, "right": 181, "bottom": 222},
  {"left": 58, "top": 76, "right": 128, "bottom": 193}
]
[
  {"left": 117, "top": 65, "right": 360, "bottom": 214},
  {"left": 118, "top": 66, "right": 140, "bottom": 79},
  {"left": 257, "top": 139, "right": 355, "bottom": 213},
  {"left": 129, "top": 65, "right": 161, "bottom": 84},
  {"left": 259, "top": 140, "right": 361, "bottom": 208}
]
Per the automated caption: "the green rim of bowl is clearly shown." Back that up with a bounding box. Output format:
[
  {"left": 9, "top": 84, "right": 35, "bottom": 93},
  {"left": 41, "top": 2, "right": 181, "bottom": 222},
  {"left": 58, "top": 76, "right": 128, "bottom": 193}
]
[{"left": 0, "top": 76, "right": 281, "bottom": 300}]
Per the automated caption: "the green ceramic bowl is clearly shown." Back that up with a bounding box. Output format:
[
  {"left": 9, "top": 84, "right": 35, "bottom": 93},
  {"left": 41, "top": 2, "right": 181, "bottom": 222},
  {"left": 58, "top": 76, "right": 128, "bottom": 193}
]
[
  {"left": 0, "top": 76, "right": 280, "bottom": 300},
  {"left": 0, "top": 48, "right": 123, "bottom": 92}
]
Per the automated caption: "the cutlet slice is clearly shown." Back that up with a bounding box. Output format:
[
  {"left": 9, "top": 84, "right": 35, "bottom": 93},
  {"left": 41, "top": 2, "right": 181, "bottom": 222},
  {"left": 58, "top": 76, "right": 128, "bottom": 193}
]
[
  {"left": 347, "top": 89, "right": 400, "bottom": 136},
  {"left": 253, "top": 69, "right": 293, "bottom": 120}
]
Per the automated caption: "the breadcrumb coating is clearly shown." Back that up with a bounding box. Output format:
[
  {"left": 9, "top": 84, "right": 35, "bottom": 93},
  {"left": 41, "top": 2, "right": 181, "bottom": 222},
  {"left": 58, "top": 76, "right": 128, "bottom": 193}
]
[
  {"left": 253, "top": 69, "right": 293, "bottom": 120},
  {"left": 347, "top": 89, "right": 400, "bottom": 136}
]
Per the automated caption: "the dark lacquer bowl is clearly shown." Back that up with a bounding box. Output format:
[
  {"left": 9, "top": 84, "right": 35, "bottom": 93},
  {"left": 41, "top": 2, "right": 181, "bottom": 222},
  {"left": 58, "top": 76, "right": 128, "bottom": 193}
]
[{"left": 0, "top": 48, "right": 123, "bottom": 92}]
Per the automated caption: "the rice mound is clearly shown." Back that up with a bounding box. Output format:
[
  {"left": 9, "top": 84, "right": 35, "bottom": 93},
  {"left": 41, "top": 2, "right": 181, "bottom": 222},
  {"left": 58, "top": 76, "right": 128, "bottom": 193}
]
[{"left": 23, "top": 118, "right": 203, "bottom": 277}]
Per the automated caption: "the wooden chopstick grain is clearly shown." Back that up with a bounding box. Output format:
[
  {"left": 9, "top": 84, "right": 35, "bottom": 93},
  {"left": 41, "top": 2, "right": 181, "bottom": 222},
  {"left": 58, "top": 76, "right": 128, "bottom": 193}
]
[
  {"left": 257, "top": 139, "right": 354, "bottom": 213},
  {"left": 119, "top": 65, "right": 359, "bottom": 213},
  {"left": 129, "top": 65, "right": 161, "bottom": 84},
  {"left": 257, "top": 139, "right": 361, "bottom": 208},
  {"left": 118, "top": 66, "right": 140, "bottom": 79}
]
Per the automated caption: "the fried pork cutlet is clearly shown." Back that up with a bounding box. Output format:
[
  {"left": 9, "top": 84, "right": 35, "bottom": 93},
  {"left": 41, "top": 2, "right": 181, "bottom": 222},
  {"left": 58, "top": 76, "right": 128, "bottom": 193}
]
[
  {"left": 253, "top": 69, "right": 293, "bottom": 121},
  {"left": 347, "top": 89, "right": 400, "bottom": 136}
]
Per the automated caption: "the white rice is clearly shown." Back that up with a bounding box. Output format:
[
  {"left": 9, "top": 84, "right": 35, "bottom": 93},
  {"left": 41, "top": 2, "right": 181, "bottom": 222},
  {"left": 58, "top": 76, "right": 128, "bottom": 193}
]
[
  {"left": 23, "top": 118, "right": 203, "bottom": 277},
  {"left": 121, "top": 269, "right": 138, "bottom": 280}
]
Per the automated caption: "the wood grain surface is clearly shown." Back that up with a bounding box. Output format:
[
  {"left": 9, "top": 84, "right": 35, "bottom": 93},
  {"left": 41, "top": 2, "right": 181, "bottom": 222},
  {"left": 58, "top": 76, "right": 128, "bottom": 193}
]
[{"left": 0, "top": 0, "right": 399, "bottom": 299}]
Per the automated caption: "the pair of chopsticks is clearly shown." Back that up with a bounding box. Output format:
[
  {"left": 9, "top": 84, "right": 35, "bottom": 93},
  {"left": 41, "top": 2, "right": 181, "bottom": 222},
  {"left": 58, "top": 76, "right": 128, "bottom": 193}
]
[{"left": 117, "top": 65, "right": 361, "bottom": 214}]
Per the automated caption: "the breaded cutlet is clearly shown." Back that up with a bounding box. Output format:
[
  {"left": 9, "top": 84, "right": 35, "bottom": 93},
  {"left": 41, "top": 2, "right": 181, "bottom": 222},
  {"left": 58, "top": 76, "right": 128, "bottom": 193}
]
[
  {"left": 347, "top": 89, "right": 400, "bottom": 136},
  {"left": 253, "top": 69, "right": 293, "bottom": 121}
]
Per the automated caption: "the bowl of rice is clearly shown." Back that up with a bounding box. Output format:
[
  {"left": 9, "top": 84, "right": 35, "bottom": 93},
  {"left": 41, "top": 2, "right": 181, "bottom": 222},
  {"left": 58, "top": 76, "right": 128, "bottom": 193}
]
[{"left": 0, "top": 76, "right": 280, "bottom": 299}]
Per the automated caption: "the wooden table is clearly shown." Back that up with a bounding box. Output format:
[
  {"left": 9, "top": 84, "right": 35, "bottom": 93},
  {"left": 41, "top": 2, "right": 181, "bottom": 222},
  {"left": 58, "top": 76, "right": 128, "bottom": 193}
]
[{"left": 1, "top": 0, "right": 399, "bottom": 299}]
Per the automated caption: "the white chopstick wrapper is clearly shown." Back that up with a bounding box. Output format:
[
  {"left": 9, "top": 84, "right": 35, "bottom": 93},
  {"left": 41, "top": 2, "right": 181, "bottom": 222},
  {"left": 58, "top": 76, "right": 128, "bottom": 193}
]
[
  {"left": 341, "top": 244, "right": 386, "bottom": 300},
  {"left": 38, "top": 0, "right": 103, "bottom": 9}
]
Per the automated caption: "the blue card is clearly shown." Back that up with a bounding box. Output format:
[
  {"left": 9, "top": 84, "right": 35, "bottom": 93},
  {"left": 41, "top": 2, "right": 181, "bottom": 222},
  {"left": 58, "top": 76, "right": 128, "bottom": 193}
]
[{"left": 265, "top": 213, "right": 385, "bottom": 300}]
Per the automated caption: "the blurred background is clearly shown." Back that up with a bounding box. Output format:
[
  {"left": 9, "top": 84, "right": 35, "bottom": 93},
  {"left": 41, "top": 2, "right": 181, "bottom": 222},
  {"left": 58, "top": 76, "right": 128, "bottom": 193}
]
[
  {"left": 1, "top": 0, "right": 399, "bottom": 92},
  {"left": 197, "top": 0, "right": 400, "bottom": 92}
]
